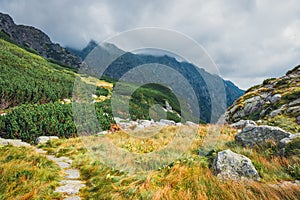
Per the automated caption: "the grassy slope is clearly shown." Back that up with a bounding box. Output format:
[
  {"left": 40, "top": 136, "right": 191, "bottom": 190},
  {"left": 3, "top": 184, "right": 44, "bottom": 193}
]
[
  {"left": 0, "top": 38, "right": 76, "bottom": 109},
  {"left": 0, "top": 145, "right": 61, "bottom": 199},
  {"left": 39, "top": 125, "right": 300, "bottom": 200}
]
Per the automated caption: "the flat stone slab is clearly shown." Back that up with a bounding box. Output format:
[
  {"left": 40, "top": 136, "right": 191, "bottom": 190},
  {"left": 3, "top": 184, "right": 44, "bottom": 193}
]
[
  {"left": 64, "top": 196, "right": 81, "bottom": 200},
  {"left": 46, "top": 155, "right": 73, "bottom": 164},
  {"left": 56, "top": 180, "right": 85, "bottom": 195},
  {"left": 34, "top": 148, "right": 48, "bottom": 154},
  {"left": 65, "top": 169, "right": 80, "bottom": 179},
  {"left": 56, "top": 161, "right": 71, "bottom": 169},
  {"left": 5, "top": 139, "right": 31, "bottom": 147}
]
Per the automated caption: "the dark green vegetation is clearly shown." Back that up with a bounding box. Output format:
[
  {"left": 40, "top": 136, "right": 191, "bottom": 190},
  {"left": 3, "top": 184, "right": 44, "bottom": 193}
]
[
  {"left": 72, "top": 41, "right": 244, "bottom": 123},
  {"left": 101, "top": 52, "right": 244, "bottom": 122},
  {"left": 0, "top": 145, "right": 61, "bottom": 199},
  {"left": 0, "top": 38, "right": 115, "bottom": 143},
  {"left": 129, "top": 83, "right": 181, "bottom": 121},
  {"left": 0, "top": 38, "right": 197, "bottom": 144},
  {"left": 0, "top": 39, "right": 76, "bottom": 109}
]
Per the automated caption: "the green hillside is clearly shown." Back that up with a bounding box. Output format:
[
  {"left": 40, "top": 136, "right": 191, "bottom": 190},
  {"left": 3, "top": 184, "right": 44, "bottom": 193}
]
[
  {"left": 0, "top": 39, "right": 189, "bottom": 143},
  {"left": 0, "top": 39, "right": 115, "bottom": 143},
  {"left": 0, "top": 38, "right": 76, "bottom": 109}
]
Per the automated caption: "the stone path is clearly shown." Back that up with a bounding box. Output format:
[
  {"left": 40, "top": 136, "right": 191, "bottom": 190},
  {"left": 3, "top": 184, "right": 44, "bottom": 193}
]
[
  {"left": 36, "top": 149, "right": 86, "bottom": 199},
  {"left": 0, "top": 138, "right": 86, "bottom": 199}
]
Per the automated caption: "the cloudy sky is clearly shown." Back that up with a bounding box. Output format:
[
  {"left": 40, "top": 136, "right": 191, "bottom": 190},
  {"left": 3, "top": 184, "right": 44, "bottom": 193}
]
[{"left": 0, "top": 0, "right": 300, "bottom": 89}]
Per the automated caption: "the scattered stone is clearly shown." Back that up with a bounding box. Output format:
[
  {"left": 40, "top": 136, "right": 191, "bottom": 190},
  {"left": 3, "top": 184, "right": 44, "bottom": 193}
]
[
  {"left": 36, "top": 136, "right": 59, "bottom": 144},
  {"left": 271, "top": 180, "right": 300, "bottom": 189},
  {"left": 267, "top": 94, "right": 281, "bottom": 104},
  {"left": 289, "top": 98, "right": 300, "bottom": 107},
  {"left": 286, "top": 106, "right": 300, "bottom": 115},
  {"left": 34, "top": 148, "right": 47, "bottom": 154},
  {"left": 230, "top": 120, "right": 257, "bottom": 129},
  {"left": 297, "top": 116, "right": 300, "bottom": 124},
  {"left": 278, "top": 133, "right": 300, "bottom": 148},
  {"left": 159, "top": 119, "right": 175, "bottom": 125},
  {"left": 57, "top": 161, "right": 71, "bottom": 169},
  {"left": 65, "top": 169, "right": 81, "bottom": 179},
  {"left": 165, "top": 100, "right": 172, "bottom": 111},
  {"left": 97, "top": 131, "right": 109, "bottom": 135},
  {"left": 185, "top": 121, "right": 197, "bottom": 126},
  {"left": 46, "top": 155, "right": 73, "bottom": 164},
  {"left": 5, "top": 139, "right": 31, "bottom": 147},
  {"left": 55, "top": 180, "right": 85, "bottom": 195},
  {"left": 235, "top": 125, "right": 291, "bottom": 148},
  {"left": 0, "top": 138, "right": 8, "bottom": 146},
  {"left": 212, "top": 149, "right": 260, "bottom": 181},
  {"left": 64, "top": 196, "right": 81, "bottom": 200},
  {"left": 269, "top": 108, "right": 282, "bottom": 117},
  {"left": 243, "top": 96, "right": 265, "bottom": 116}
]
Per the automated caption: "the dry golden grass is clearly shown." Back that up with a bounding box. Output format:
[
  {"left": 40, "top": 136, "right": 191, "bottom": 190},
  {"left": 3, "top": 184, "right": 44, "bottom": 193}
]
[
  {"left": 38, "top": 124, "right": 300, "bottom": 200},
  {"left": 0, "top": 145, "right": 61, "bottom": 200}
]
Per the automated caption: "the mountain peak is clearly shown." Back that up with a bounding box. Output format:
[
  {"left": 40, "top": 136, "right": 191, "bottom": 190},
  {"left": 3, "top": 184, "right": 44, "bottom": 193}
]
[{"left": 0, "top": 12, "right": 82, "bottom": 68}]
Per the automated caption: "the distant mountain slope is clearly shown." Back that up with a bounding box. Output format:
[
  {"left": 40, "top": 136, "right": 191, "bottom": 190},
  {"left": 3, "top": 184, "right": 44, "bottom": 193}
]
[
  {"left": 0, "top": 12, "right": 82, "bottom": 68},
  {"left": 75, "top": 42, "right": 244, "bottom": 122},
  {"left": 226, "top": 65, "right": 300, "bottom": 131}
]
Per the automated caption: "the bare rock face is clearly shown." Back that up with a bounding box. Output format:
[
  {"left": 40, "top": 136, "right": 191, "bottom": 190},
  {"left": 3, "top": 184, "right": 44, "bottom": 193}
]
[
  {"left": 212, "top": 149, "right": 260, "bottom": 181},
  {"left": 0, "top": 12, "right": 81, "bottom": 68},
  {"left": 235, "top": 125, "right": 291, "bottom": 148}
]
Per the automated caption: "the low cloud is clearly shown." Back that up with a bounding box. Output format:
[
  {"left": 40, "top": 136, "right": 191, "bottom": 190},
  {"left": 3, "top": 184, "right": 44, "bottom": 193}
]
[{"left": 1, "top": 0, "right": 299, "bottom": 89}]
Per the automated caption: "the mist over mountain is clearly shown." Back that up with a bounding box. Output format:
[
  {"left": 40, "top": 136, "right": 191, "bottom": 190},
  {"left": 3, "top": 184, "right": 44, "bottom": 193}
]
[
  {"left": 73, "top": 41, "right": 244, "bottom": 122},
  {"left": 0, "top": 12, "right": 81, "bottom": 68}
]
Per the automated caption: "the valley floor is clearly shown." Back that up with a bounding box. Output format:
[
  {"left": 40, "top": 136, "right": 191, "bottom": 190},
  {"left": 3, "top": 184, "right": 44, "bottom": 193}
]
[{"left": 2, "top": 125, "right": 299, "bottom": 200}]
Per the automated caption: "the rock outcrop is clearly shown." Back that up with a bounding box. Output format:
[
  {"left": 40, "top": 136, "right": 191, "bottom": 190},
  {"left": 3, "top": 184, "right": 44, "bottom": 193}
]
[
  {"left": 235, "top": 125, "right": 291, "bottom": 148},
  {"left": 0, "top": 12, "right": 82, "bottom": 68},
  {"left": 212, "top": 149, "right": 260, "bottom": 181},
  {"left": 226, "top": 65, "right": 300, "bottom": 124}
]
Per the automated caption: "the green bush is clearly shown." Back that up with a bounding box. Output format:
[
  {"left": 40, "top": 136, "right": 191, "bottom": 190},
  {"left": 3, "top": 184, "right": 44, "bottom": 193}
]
[{"left": 0, "top": 102, "right": 114, "bottom": 143}]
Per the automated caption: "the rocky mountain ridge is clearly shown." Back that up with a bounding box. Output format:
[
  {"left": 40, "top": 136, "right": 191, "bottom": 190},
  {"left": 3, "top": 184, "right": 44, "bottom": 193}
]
[
  {"left": 226, "top": 65, "right": 300, "bottom": 128},
  {"left": 0, "top": 12, "right": 82, "bottom": 68}
]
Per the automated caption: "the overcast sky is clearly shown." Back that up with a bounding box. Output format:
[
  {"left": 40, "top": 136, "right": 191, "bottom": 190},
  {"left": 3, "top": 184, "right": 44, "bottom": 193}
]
[{"left": 1, "top": 0, "right": 300, "bottom": 89}]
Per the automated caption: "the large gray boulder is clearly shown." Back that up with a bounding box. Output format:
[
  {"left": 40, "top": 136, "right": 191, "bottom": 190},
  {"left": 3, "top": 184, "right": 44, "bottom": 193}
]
[
  {"left": 235, "top": 125, "right": 291, "bottom": 147},
  {"left": 230, "top": 120, "right": 257, "bottom": 129},
  {"left": 212, "top": 149, "right": 260, "bottom": 181}
]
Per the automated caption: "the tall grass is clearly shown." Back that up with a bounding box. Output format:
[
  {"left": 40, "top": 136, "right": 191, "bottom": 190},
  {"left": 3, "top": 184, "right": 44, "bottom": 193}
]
[
  {"left": 39, "top": 125, "right": 300, "bottom": 200},
  {"left": 0, "top": 145, "right": 61, "bottom": 199}
]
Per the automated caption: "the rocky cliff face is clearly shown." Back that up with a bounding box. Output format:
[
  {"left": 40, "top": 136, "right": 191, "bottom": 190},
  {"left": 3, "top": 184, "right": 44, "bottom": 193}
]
[
  {"left": 226, "top": 65, "right": 300, "bottom": 125},
  {"left": 0, "top": 12, "right": 81, "bottom": 67}
]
